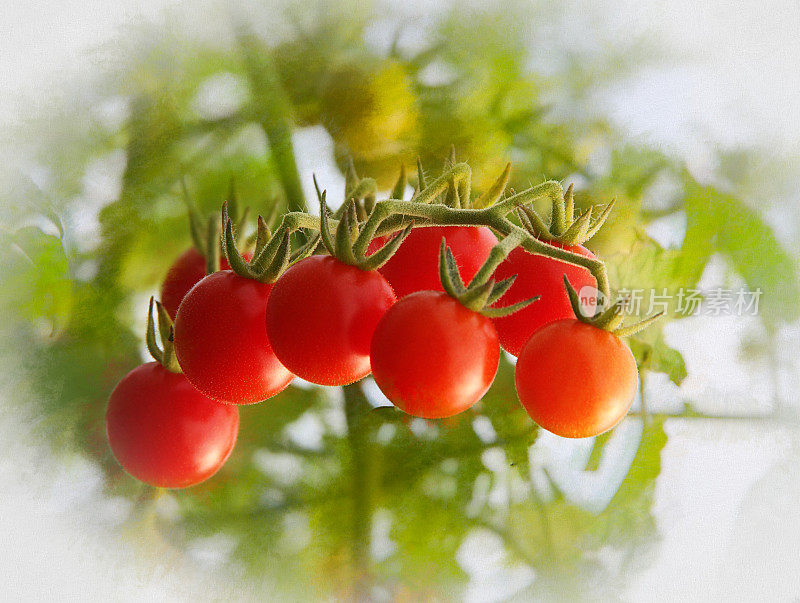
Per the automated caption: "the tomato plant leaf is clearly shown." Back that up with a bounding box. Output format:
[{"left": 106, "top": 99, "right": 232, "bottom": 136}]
[{"left": 680, "top": 180, "right": 800, "bottom": 326}]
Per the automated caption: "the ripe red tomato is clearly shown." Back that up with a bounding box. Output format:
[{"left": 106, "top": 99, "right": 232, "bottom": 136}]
[
  {"left": 174, "top": 270, "right": 293, "bottom": 404},
  {"left": 491, "top": 242, "right": 597, "bottom": 356},
  {"left": 106, "top": 362, "right": 239, "bottom": 488},
  {"left": 161, "top": 248, "right": 251, "bottom": 319},
  {"left": 266, "top": 255, "right": 396, "bottom": 386},
  {"left": 370, "top": 291, "right": 500, "bottom": 419},
  {"left": 368, "top": 226, "right": 496, "bottom": 298},
  {"left": 515, "top": 319, "right": 638, "bottom": 438}
]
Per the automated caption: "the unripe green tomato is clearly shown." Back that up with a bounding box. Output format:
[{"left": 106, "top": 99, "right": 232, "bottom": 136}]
[
  {"left": 321, "top": 59, "right": 418, "bottom": 186},
  {"left": 271, "top": 39, "right": 325, "bottom": 125},
  {"left": 419, "top": 119, "right": 511, "bottom": 192}
]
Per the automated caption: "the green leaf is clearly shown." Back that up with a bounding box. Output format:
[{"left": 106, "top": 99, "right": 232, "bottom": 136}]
[
  {"left": 680, "top": 180, "right": 800, "bottom": 326},
  {"left": 591, "top": 417, "right": 667, "bottom": 545},
  {"left": 0, "top": 226, "right": 73, "bottom": 335},
  {"left": 585, "top": 431, "right": 614, "bottom": 471},
  {"left": 629, "top": 332, "right": 688, "bottom": 386},
  {"left": 479, "top": 357, "right": 537, "bottom": 478}
]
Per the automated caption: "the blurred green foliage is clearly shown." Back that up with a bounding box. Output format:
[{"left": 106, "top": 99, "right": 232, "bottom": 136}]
[{"left": 1, "top": 0, "right": 797, "bottom": 599}]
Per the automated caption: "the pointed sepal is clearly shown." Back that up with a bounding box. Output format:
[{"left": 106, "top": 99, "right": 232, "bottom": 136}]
[
  {"left": 514, "top": 182, "right": 614, "bottom": 247},
  {"left": 474, "top": 163, "right": 511, "bottom": 209},
  {"left": 437, "top": 236, "right": 540, "bottom": 318},
  {"left": 344, "top": 156, "right": 359, "bottom": 200},
  {"left": 613, "top": 311, "right": 666, "bottom": 338},
  {"left": 516, "top": 206, "right": 553, "bottom": 241},
  {"left": 222, "top": 202, "right": 253, "bottom": 278},
  {"left": 585, "top": 199, "right": 616, "bottom": 240},
  {"left": 481, "top": 295, "right": 541, "bottom": 319},
  {"left": 444, "top": 144, "right": 456, "bottom": 170},
  {"left": 290, "top": 231, "right": 321, "bottom": 263},
  {"left": 438, "top": 238, "right": 466, "bottom": 297},
  {"left": 221, "top": 201, "right": 302, "bottom": 283},
  {"left": 146, "top": 297, "right": 182, "bottom": 373},
  {"left": 180, "top": 177, "right": 206, "bottom": 255},
  {"left": 317, "top": 190, "right": 336, "bottom": 253},
  {"left": 360, "top": 222, "right": 413, "bottom": 271},
  {"left": 563, "top": 276, "right": 663, "bottom": 337},
  {"left": 416, "top": 157, "right": 427, "bottom": 192},
  {"left": 561, "top": 207, "right": 592, "bottom": 246},
  {"left": 335, "top": 201, "right": 358, "bottom": 265},
  {"left": 564, "top": 183, "right": 575, "bottom": 223},
  {"left": 391, "top": 164, "right": 407, "bottom": 200}
]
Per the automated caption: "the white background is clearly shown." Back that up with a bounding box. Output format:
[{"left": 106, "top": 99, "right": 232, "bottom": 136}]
[{"left": 1, "top": 0, "right": 799, "bottom": 601}]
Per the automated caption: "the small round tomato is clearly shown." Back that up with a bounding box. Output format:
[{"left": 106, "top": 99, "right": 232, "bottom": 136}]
[
  {"left": 266, "top": 255, "right": 395, "bottom": 386},
  {"left": 174, "top": 270, "right": 293, "bottom": 404},
  {"left": 368, "top": 226, "right": 496, "bottom": 298},
  {"left": 491, "top": 243, "right": 597, "bottom": 356},
  {"left": 161, "top": 248, "right": 252, "bottom": 319},
  {"left": 370, "top": 291, "right": 500, "bottom": 419},
  {"left": 515, "top": 319, "right": 638, "bottom": 438},
  {"left": 106, "top": 362, "right": 239, "bottom": 488}
]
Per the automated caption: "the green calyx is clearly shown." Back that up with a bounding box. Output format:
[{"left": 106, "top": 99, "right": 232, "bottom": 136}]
[
  {"left": 438, "top": 235, "right": 539, "bottom": 318},
  {"left": 417, "top": 147, "right": 510, "bottom": 211},
  {"left": 182, "top": 176, "right": 251, "bottom": 275},
  {"left": 311, "top": 157, "right": 412, "bottom": 271},
  {"left": 318, "top": 190, "right": 413, "bottom": 271},
  {"left": 516, "top": 183, "right": 615, "bottom": 247},
  {"left": 313, "top": 158, "right": 379, "bottom": 225},
  {"left": 407, "top": 148, "right": 480, "bottom": 209},
  {"left": 221, "top": 201, "right": 318, "bottom": 283},
  {"left": 342, "top": 157, "right": 378, "bottom": 218},
  {"left": 146, "top": 297, "right": 181, "bottom": 373},
  {"left": 563, "top": 276, "right": 664, "bottom": 337},
  {"left": 473, "top": 163, "right": 512, "bottom": 209}
]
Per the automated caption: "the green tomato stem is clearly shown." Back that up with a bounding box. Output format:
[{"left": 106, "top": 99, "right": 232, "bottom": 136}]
[
  {"left": 466, "top": 230, "right": 526, "bottom": 289},
  {"left": 236, "top": 30, "right": 306, "bottom": 213},
  {"left": 343, "top": 383, "right": 374, "bottom": 592},
  {"left": 489, "top": 180, "right": 563, "bottom": 215}
]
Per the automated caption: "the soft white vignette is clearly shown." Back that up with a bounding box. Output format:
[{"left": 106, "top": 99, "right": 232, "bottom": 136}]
[{"left": 1, "top": 0, "right": 799, "bottom": 601}]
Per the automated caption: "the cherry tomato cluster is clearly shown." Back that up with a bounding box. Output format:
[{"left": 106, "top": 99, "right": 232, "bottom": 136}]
[{"left": 106, "top": 161, "right": 660, "bottom": 488}]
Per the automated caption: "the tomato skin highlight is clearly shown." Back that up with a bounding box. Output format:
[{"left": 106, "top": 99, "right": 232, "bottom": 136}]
[
  {"left": 174, "top": 270, "right": 293, "bottom": 404},
  {"left": 491, "top": 242, "right": 597, "bottom": 357},
  {"left": 106, "top": 362, "right": 239, "bottom": 488},
  {"left": 515, "top": 319, "right": 639, "bottom": 438},
  {"left": 266, "top": 255, "right": 396, "bottom": 386},
  {"left": 160, "top": 248, "right": 248, "bottom": 319},
  {"left": 368, "top": 226, "right": 496, "bottom": 298},
  {"left": 370, "top": 291, "right": 500, "bottom": 419}
]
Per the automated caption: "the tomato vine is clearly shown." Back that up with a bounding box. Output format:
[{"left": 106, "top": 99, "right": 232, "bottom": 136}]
[{"left": 107, "top": 154, "right": 666, "bottom": 491}]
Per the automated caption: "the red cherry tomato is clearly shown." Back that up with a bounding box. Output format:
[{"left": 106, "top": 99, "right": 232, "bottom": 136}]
[
  {"left": 266, "top": 255, "right": 396, "bottom": 386},
  {"left": 368, "top": 226, "right": 496, "bottom": 298},
  {"left": 174, "top": 270, "right": 293, "bottom": 404},
  {"left": 370, "top": 291, "right": 500, "bottom": 419},
  {"left": 515, "top": 319, "right": 638, "bottom": 438},
  {"left": 491, "top": 242, "right": 597, "bottom": 356},
  {"left": 161, "top": 248, "right": 251, "bottom": 319},
  {"left": 106, "top": 362, "right": 239, "bottom": 488}
]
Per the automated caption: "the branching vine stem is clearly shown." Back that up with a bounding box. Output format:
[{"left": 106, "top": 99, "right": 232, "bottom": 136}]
[
  {"left": 343, "top": 384, "right": 374, "bottom": 597},
  {"left": 271, "top": 167, "right": 611, "bottom": 298}
]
